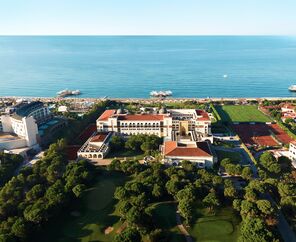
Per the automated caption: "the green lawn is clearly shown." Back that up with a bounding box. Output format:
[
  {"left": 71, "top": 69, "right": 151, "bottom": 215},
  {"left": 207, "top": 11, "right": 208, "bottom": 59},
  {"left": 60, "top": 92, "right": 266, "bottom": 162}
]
[
  {"left": 36, "top": 172, "right": 127, "bottom": 242},
  {"left": 216, "top": 105, "right": 271, "bottom": 123},
  {"left": 190, "top": 206, "right": 241, "bottom": 242},
  {"left": 216, "top": 150, "right": 242, "bottom": 163},
  {"left": 106, "top": 148, "right": 145, "bottom": 160},
  {"left": 151, "top": 202, "right": 186, "bottom": 242}
]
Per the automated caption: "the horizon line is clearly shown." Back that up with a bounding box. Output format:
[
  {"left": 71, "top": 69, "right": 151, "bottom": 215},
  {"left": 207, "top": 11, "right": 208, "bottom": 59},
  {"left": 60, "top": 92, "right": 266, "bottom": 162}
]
[{"left": 0, "top": 34, "right": 295, "bottom": 37}]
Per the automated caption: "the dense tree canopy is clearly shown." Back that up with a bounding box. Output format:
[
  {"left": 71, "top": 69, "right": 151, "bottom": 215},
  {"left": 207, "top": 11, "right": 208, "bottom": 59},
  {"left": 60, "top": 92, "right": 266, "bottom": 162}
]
[{"left": 0, "top": 139, "right": 95, "bottom": 240}]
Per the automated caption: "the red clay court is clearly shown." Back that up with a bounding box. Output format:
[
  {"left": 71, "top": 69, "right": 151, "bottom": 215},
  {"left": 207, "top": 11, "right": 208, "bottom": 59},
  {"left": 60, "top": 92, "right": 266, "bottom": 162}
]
[
  {"left": 233, "top": 123, "right": 292, "bottom": 147},
  {"left": 268, "top": 124, "right": 293, "bottom": 144}
]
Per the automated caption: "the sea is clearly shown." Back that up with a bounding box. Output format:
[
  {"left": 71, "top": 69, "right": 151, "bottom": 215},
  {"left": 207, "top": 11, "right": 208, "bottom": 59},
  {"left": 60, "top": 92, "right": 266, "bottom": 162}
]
[{"left": 0, "top": 36, "right": 296, "bottom": 98}]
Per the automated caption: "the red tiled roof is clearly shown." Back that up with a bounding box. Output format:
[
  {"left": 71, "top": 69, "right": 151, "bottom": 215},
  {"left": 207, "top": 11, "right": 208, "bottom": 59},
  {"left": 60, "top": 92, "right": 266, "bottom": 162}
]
[
  {"left": 164, "top": 141, "right": 178, "bottom": 154},
  {"left": 118, "top": 114, "right": 164, "bottom": 121},
  {"left": 164, "top": 141, "right": 212, "bottom": 157},
  {"left": 282, "top": 104, "right": 295, "bottom": 110},
  {"left": 90, "top": 133, "right": 108, "bottom": 142},
  {"left": 290, "top": 140, "right": 296, "bottom": 145},
  {"left": 196, "top": 110, "right": 210, "bottom": 121},
  {"left": 98, "top": 110, "right": 116, "bottom": 121}
]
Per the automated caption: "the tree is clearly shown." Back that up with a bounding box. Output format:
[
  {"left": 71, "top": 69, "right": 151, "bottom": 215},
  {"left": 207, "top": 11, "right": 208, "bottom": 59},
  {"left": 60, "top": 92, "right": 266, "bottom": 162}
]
[
  {"left": 114, "top": 186, "right": 128, "bottom": 200},
  {"left": 212, "top": 175, "right": 223, "bottom": 186},
  {"left": 178, "top": 199, "right": 193, "bottom": 224},
  {"left": 181, "top": 160, "right": 195, "bottom": 172},
  {"left": 126, "top": 206, "right": 142, "bottom": 225},
  {"left": 239, "top": 218, "right": 274, "bottom": 242},
  {"left": 244, "top": 188, "right": 257, "bottom": 202},
  {"left": 259, "top": 152, "right": 281, "bottom": 174},
  {"left": 225, "top": 164, "right": 237, "bottom": 176},
  {"left": 117, "top": 200, "right": 131, "bottom": 218},
  {"left": 224, "top": 186, "right": 237, "bottom": 200},
  {"left": 240, "top": 200, "right": 257, "bottom": 217},
  {"left": 242, "top": 167, "right": 253, "bottom": 180},
  {"left": 11, "top": 218, "right": 28, "bottom": 238},
  {"left": 248, "top": 180, "right": 265, "bottom": 193},
  {"left": 165, "top": 179, "right": 181, "bottom": 197},
  {"left": 108, "top": 159, "right": 121, "bottom": 171},
  {"left": 23, "top": 201, "right": 48, "bottom": 224},
  {"left": 45, "top": 180, "right": 66, "bottom": 206},
  {"left": 233, "top": 199, "right": 242, "bottom": 212},
  {"left": 221, "top": 158, "right": 231, "bottom": 167},
  {"left": 256, "top": 200, "right": 274, "bottom": 216},
  {"left": 202, "top": 191, "right": 219, "bottom": 212},
  {"left": 109, "top": 135, "right": 125, "bottom": 150},
  {"left": 72, "top": 184, "right": 86, "bottom": 198},
  {"left": 25, "top": 184, "right": 44, "bottom": 202},
  {"left": 176, "top": 186, "right": 195, "bottom": 202},
  {"left": 115, "top": 227, "right": 141, "bottom": 242},
  {"left": 130, "top": 193, "right": 148, "bottom": 208},
  {"left": 152, "top": 184, "right": 164, "bottom": 198}
]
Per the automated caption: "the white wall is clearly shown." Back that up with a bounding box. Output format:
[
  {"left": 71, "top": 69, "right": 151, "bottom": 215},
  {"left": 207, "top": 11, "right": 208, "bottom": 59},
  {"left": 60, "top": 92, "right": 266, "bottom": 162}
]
[
  {"left": 0, "top": 115, "right": 38, "bottom": 147},
  {"left": 0, "top": 138, "right": 27, "bottom": 150}
]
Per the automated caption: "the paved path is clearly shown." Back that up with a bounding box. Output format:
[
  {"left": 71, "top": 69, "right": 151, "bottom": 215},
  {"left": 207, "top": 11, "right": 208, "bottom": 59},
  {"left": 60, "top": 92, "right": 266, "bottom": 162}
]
[
  {"left": 176, "top": 210, "right": 193, "bottom": 242},
  {"left": 235, "top": 147, "right": 296, "bottom": 242},
  {"left": 215, "top": 145, "right": 296, "bottom": 241},
  {"left": 277, "top": 210, "right": 296, "bottom": 242}
]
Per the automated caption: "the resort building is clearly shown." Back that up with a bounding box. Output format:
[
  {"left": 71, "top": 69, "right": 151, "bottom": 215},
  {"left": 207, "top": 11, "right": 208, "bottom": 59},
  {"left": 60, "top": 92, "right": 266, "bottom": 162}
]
[
  {"left": 78, "top": 108, "right": 216, "bottom": 167},
  {"left": 0, "top": 101, "right": 51, "bottom": 154},
  {"left": 281, "top": 103, "right": 295, "bottom": 113},
  {"left": 0, "top": 115, "right": 38, "bottom": 151},
  {"left": 281, "top": 103, "right": 296, "bottom": 122},
  {"left": 77, "top": 132, "right": 112, "bottom": 160},
  {"left": 14, "top": 101, "right": 52, "bottom": 124},
  {"left": 96, "top": 108, "right": 213, "bottom": 142},
  {"left": 288, "top": 141, "right": 296, "bottom": 169},
  {"left": 161, "top": 140, "right": 217, "bottom": 168}
]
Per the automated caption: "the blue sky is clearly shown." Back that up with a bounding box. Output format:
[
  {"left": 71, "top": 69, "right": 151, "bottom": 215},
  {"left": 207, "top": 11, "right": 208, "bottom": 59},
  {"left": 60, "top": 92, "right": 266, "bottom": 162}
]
[{"left": 0, "top": 0, "right": 295, "bottom": 35}]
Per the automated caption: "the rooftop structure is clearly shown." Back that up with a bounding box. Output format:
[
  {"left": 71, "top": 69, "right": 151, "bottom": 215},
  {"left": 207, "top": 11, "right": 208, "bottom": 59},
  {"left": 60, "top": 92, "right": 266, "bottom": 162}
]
[
  {"left": 77, "top": 132, "right": 112, "bottom": 160},
  {"left": 97, "top": 108, "right": 212, "bottom": 142},
  {"left": 79, "top": 108, "right": 215, "bottom": 167},
  {"left": 0, "top": 115, "right": 38, "bottom": 151},
  {"left": 161, "top": 140, "right": 217, "bottom": 168},
  {"left": 281, "top": 103, "right": 296, "bottom": 122},
  {"left": 13, "top": 101, "right": 52, "bottom": 124}
]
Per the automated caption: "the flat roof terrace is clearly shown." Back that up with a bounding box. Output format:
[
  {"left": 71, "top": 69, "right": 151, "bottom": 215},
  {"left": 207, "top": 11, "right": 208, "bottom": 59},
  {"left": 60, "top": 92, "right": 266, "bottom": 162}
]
[{"left": 0, "top": 132, "right": 21, "bottom": 142}]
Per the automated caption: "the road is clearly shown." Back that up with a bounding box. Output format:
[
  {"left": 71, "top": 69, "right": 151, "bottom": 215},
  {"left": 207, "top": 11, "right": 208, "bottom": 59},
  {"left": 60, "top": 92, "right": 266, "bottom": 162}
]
[
  {"left": 215, "top": 145, "right": 296, "bottom": 242},
  {"left": 176, "top": 210, "right": 193, "bottom": 242},
  {"left": 214, "top": 145, "right": 258, "bottom": 177}
]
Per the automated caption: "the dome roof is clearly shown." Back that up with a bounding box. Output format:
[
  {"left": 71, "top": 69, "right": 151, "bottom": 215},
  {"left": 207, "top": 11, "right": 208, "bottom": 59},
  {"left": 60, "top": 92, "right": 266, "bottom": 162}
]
[{"left": 159, "top": 107, "right": 167, "bottom": 114}]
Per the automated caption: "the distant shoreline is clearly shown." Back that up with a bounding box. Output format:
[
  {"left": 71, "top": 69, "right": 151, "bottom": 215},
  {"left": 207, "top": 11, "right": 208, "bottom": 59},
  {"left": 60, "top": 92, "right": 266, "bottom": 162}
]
[{"left": 1, "top": 96, "right": 296, "bottom": 103}]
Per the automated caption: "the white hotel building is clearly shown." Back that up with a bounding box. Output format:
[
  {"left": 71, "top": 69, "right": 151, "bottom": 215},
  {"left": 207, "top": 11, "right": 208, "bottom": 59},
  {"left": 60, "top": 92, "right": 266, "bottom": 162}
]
[
  {"left": 96, "top": 109, "right": 213, "bottom": 142},
  {"left": 78, "top": 108, "right": 216, "bottom": 167},
  {"left": 288, "top": 141, "right": 296, "bottom": 169}
]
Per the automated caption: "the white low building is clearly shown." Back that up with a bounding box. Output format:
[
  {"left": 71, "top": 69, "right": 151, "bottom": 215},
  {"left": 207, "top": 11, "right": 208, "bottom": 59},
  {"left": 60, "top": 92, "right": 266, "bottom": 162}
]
[
  {"left": 161, "top": 140, "right": 217, "bottom": 168},
  {"left": 0, "top": 115, "right": 38, "bottom": 150},
  {"left": 288, "top": 141, "right": 296, "bottom": 168},
  {"left": 77, "top": 132, "right": 112, "bottom": 160}
]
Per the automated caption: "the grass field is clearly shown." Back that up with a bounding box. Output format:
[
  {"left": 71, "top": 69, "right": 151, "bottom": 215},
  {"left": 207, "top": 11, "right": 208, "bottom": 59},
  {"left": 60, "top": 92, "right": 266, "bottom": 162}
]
[
  {"left": 189, "top": 206, "right": 241, "bottom": 242},
  {"left": 216, "top": 105, "right": 271, "bottom": 123},
  {"left": 151, "top": 202, "right": 185, "bottom": 242},
  {"left": 106, "top": 148, "right": 145, "bottom": 160},
  {"left": 36, "top": 172, "right": 127, "bottom": 242}
]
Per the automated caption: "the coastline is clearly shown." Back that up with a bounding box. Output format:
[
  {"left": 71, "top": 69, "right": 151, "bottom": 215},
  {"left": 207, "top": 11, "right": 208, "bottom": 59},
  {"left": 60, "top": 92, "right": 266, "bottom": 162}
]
[{"left": 1, "top": 96, "right": 296, "bottom": 103}]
